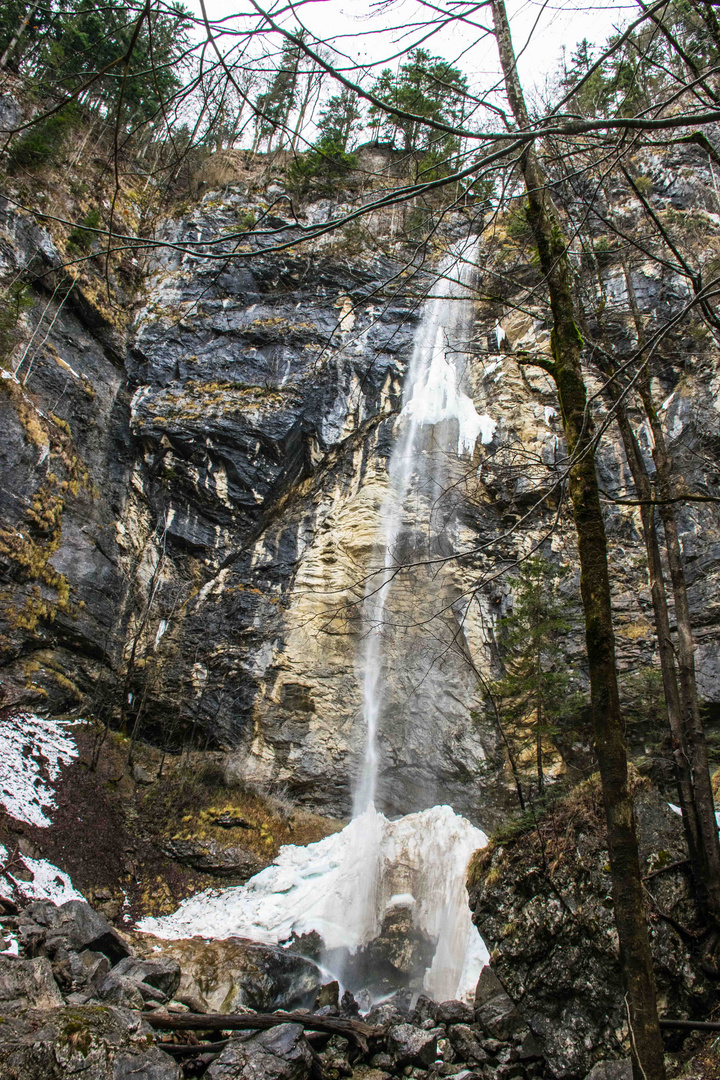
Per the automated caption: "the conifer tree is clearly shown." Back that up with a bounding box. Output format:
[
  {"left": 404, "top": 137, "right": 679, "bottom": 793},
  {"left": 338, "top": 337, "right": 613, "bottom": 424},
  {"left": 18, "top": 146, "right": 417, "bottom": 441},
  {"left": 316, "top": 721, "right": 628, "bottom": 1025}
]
[{"left": 492, "top": 556, "right": 573, "bottom": 799}]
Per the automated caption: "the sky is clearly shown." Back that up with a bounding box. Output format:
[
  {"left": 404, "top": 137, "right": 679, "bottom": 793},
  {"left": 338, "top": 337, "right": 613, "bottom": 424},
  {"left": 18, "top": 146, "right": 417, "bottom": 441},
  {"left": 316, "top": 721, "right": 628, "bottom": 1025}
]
[{"left": 198, "top": 0, "right": 637, "bottom": 99}]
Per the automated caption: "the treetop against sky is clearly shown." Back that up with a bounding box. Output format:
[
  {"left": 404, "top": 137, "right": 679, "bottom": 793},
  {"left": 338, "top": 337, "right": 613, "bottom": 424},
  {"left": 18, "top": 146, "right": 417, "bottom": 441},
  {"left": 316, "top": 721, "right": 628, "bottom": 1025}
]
[{"left": 196, "top": 0, "right": 633, "bottom": 99}]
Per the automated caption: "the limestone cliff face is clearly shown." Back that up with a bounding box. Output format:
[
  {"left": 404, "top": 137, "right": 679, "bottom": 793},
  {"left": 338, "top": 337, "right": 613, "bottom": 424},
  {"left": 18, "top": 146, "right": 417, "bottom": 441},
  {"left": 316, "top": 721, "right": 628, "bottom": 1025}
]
[{"left": 2, "top": 142, "right": 720, "bottom": 828}]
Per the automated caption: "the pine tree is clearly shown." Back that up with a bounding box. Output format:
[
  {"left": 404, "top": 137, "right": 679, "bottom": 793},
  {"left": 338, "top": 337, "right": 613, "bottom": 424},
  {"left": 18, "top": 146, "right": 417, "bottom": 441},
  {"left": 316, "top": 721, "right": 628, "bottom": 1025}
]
[
  {"left": 369, "top": 48, "right": 467, "bottom": 155},
  {"left": 316, "top": 88, "right": 362, "bottom": 152},
  {"left": 253, "top": 36, "right": 305, "bottom": 151},
  {"left": 491, "top": 556, "right": 573, "bottom": 799}
]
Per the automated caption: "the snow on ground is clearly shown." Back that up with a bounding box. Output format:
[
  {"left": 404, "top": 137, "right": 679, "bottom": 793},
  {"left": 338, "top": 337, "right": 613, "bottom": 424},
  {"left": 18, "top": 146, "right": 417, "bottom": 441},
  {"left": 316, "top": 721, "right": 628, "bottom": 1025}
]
[
  {"left": 139, "top": 804, "right": 488, "bottom": 1002},
  {"left": 0, "top": 843, "right": 83, "bottom": 905},
  {"left": 0, "top": 713, "right": 79, "bottom": 827}
]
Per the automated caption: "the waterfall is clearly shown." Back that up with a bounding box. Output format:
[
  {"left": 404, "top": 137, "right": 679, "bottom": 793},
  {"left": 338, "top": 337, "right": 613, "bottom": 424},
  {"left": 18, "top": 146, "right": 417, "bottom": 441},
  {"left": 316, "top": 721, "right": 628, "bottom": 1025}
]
[
  {"left": 356, "top": 235, "right": 494, "bottom": 815},
  {"left": 138, "top": 238, "right": 493, "bottom": 1004}
]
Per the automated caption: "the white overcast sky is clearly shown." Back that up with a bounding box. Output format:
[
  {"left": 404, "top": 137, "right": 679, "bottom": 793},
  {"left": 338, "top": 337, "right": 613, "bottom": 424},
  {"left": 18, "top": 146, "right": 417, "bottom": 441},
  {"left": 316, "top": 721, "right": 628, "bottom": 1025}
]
[{"left": 198, "top": 0, "right": 637, "bottom": 100}]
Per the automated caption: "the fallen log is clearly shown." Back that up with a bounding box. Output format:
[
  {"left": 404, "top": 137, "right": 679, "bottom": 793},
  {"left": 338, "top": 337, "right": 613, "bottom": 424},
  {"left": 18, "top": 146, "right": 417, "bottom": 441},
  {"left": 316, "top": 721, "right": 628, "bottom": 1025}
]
[
  {"left": 659, "top": 1019, "right": 720, "bottom": 1032},
  {"left": 159, "top": 1040, "right": 229, "bottom": 1057},
  {"left": 146, "top": 1010, "right": 381, "bottom": 1053}
]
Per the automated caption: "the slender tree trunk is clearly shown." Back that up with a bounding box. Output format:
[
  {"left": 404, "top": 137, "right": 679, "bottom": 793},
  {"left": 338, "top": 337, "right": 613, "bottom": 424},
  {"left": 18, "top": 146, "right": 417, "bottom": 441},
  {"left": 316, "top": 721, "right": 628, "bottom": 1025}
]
[
  {"left": 597, "top": 353, "right": 705, "bottom": 903},
  {"left": 622, "top": 264, "right": 720, "bottom": 931},
  {"left": 535, "top": 620, "right": 544, "bottom": 798},
  {"left": 0, "top": 0, "right": 39, "bottom": 70},
  {"left": 491, "top": 4, "right": 666, "bottom": 1076}
]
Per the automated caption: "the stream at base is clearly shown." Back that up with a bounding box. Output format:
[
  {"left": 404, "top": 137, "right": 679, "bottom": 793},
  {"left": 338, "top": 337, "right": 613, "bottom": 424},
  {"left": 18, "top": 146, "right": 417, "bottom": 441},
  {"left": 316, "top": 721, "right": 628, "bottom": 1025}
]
[{"left": 139, "top": 237, "right": 494, "bottom": 1005}]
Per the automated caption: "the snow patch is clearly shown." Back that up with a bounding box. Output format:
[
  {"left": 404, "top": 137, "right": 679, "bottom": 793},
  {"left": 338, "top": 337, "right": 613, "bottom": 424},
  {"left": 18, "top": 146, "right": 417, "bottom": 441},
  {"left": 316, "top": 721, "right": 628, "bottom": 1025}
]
[
  {"left": 0, "top": 843, "right": 83, "bottom": 905},
  {"left": 0, "top": 713, "right": 79, "bottom": 827},
  {"left": 138, "top": 804, "right": 488, "bottom": 1003}
]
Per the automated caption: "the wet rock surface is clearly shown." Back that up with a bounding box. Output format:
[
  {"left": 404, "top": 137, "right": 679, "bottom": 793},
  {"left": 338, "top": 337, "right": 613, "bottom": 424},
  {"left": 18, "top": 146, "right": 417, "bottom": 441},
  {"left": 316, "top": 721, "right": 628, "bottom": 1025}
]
[
  {"left": 0, "top": 1004, "right": 181, "bottom": 1079},
  {"left": 0, "top": 896, "right": 552, "bottom": 1080},
  {"left": 467, "top": 775, "right": 715, "bottom": 1079}
]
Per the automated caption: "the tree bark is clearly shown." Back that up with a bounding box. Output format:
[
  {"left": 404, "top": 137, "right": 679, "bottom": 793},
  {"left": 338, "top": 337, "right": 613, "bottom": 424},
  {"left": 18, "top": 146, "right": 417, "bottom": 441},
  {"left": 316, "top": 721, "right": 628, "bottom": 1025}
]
[
  {"left": 491, "top": 3, "right": 666, "bottom": 1076},
  {"left": 597, "top": 353, "right": 705, "bottom": 904},
  {"left": 622, "top": 263, "right": 720, "bottom": 930}
]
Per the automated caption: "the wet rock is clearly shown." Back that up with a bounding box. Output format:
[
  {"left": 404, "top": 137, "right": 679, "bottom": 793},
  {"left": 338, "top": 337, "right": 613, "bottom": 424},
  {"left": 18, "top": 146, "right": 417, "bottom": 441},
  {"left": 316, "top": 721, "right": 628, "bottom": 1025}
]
[
  {"left": 386, "top": 1024, "right": 438, "bottom": 1067},
  {"left": 0, "top": 955, "right": 64, "bottom": 1013},
  {"left": 131, "top": 935, "right": 322, "bottom": 1012},
  {"left": 0, "top": 1004, "right": 180, "bottom": 1079},
  {"left": 21, "top": 899, "right": 132, "bottom": 965},
  {"left": 206, "top": 1022, "right": 314, "bottom": 1080},
  {"left": 159, "top": 838, "right": 263, "bottom": 878},
  {"left": 583, "top": 1064, "right": 632, "bottom": 1080},
  {"left": 447, "top": 1024, "right": 490, "bottom": 1065},
  {"left": 314, "top": 980, "right": 340, "bottom": 1010},
  {"left": 436, "top": 1000, "right": 475, "bottom": 1025}
]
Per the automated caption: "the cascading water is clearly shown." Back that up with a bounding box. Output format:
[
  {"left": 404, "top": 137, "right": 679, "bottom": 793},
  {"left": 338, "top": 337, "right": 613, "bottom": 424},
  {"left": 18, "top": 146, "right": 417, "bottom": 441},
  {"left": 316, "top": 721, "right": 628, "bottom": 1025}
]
[
  {"left": 138, "top": 237, "right": 495, "bottom": 1005},
  {"left": 356, "top": 235, "right": 495, "bottom": 816}
]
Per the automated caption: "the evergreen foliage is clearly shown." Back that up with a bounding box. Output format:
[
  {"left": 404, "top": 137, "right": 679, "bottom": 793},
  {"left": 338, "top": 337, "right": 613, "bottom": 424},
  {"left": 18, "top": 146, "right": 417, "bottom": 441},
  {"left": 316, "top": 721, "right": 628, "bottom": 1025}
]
[
  {"left": 369, "top": 48, "right": 467, "bottom": 158},
  {"left": 491, "top": 555, "right": 579, "bottom": 798}
]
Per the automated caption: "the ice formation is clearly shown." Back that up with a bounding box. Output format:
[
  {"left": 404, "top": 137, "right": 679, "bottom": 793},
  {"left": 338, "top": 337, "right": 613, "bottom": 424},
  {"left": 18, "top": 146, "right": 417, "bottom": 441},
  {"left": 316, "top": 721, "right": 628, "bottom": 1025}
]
[
  {"left": 139, "top": 804, "right": 488, "bottom": 1002},
  {"left": 0, "top": 713, "right": 79, "bottom": 827},
  {"left": 403, "top": 329, "right": 495, "bottom": 457}
]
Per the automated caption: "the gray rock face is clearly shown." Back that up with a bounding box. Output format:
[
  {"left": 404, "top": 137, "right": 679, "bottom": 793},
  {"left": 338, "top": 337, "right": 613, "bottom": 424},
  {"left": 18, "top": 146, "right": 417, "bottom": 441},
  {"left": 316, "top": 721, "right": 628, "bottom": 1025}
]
[
  {"left": 386, "top": 1023, "right": 438, "bottom": 1067},
  {"left": 20, "top": 900, "right": 131, "bottom": 965},
  {"left": 206, "top": 1023, "right": 314, "bottom": 1080},
  {"left": 3, "top": 144, "right": 720, "bottom": 826},
  {"left": 584, "top": 1064, "right": 632, "bottom": 1080},
  {"left": 0, "top": 1004, "right": 180, "bottom": 1079},
  {"left": 468, "top": 776, "right": 714, "bottom": 1078},
  {"left": 96, "top": 956, "right": 181, "bottom": 1008},
  {"left": 0, "top": 955, "right": 64, "bottom": 1013}
]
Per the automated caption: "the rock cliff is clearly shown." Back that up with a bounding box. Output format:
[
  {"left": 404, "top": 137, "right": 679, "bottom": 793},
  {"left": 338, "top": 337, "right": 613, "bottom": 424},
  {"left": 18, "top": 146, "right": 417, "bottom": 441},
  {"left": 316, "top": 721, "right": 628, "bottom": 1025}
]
[{"left": 2, "top": 141, "right": 720, "bottom": 830}]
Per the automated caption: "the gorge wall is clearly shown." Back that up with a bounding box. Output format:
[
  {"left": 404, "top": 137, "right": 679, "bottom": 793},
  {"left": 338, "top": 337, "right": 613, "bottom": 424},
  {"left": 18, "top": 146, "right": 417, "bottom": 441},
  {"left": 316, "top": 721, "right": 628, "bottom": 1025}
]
[{"left": 3, "top": 141, "right": 720, "bottom": 831}]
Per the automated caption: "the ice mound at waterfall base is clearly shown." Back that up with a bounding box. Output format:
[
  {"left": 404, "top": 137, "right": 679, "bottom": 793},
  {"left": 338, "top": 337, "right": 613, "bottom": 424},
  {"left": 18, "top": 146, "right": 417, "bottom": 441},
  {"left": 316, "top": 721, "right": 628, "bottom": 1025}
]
[{"left": 138, "top": 804, "right": 488, "bottom": 1002}]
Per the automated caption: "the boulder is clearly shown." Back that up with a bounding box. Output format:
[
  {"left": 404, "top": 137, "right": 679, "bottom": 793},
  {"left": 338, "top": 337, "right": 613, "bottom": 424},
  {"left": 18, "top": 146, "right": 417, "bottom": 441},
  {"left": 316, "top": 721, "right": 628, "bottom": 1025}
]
[
  {"left": 447, "top": 1024, "right": 491, "bottom": 1065},
  {"left": 20, "top": 900, "right": 131, "bottom": 964},
  {"left": 206, "top": 1022, "right": 314, "bottom": 1080},
  {"left": 584, "top": 1064, "right": 632, "bottom": 1080},
  {"left": 386, "top": 1023, "right": 438, "bottom": 1067},
  {"left": 130, "top": 935, "right": 322, "bottom": 1012},
  {"left": 0, "top": 1004, "right": 180, "bottom": 1079},
  {"left": 159, "top": 838, "right": 263, "bottom": 879},
  {"left": 318, "top": 1034, "right": 352, "bottom": 1077},
  {"left": 436, "top": 1000, "right": 475, "bottom": 1025},
  {"left": 97, "top": 957, "right": 180, "bottom": 1008},
  {"left": 0, "top": 955, "right": 64, "bottom": 1013}
]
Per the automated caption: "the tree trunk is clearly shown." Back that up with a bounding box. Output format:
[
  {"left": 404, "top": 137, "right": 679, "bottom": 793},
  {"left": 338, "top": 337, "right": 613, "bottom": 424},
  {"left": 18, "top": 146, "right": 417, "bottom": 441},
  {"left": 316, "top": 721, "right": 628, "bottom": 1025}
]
[
  {"left": 597, "top": 353, "right": 705, "bottom": 905},
  {"left": 491, "top": 3, "right": 666, "bottom": 1076},
  {"left": 622, "top": 263, "right": 720, "bottom": 931}
]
